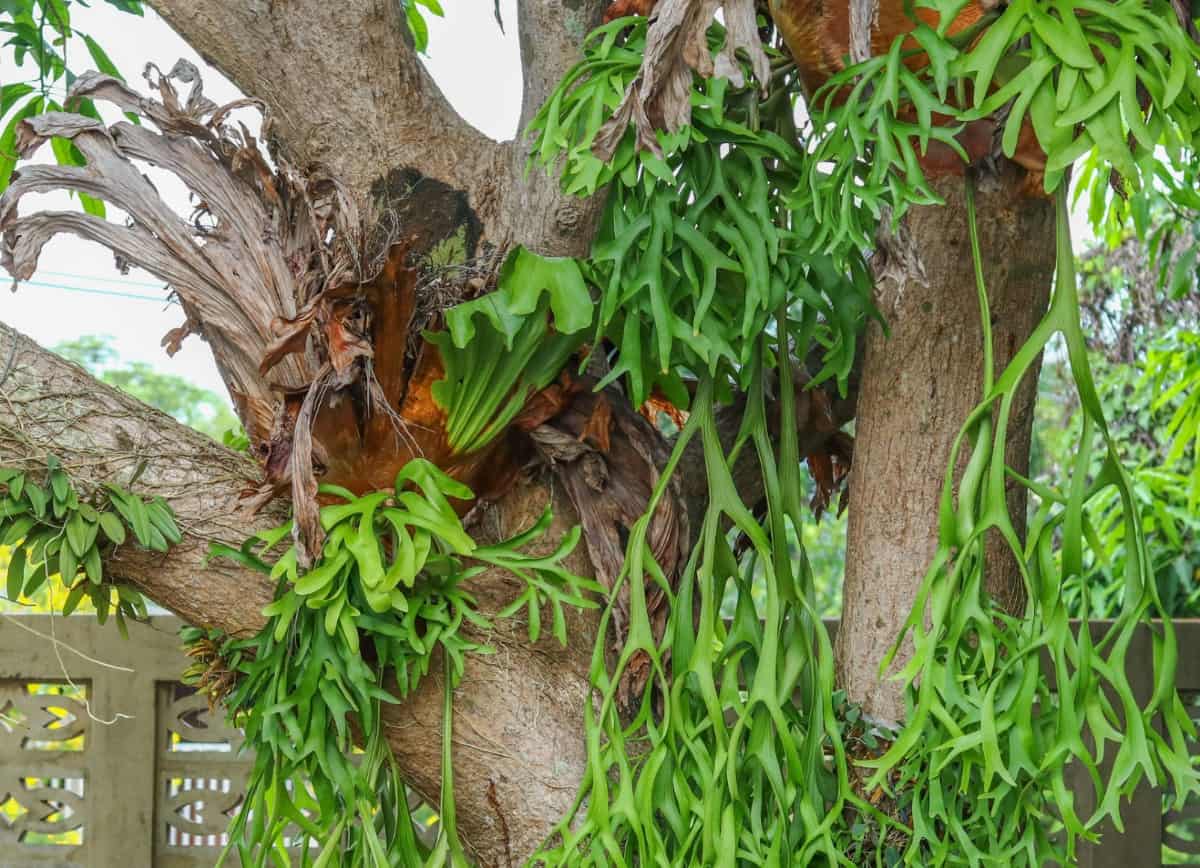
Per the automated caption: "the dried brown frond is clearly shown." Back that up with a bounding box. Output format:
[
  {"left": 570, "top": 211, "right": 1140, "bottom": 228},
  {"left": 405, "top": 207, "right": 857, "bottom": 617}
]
[{"left": 182, "top": 636, "right": 244, "bottom": 712}]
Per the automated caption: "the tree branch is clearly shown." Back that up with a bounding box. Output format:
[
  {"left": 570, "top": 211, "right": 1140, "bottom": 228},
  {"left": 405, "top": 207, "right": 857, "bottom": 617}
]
[
  {"left": 481, "top": 0, "right": 611, "bottom": 258},
  {"left": 0, "top": 321, "right": 279, "bottom": 634},
  {"left": 143, "top": 0, "right": 619, "bottom": 261},
  {"left": 0, "top": 320, "right": 596, "bottom": 863},
  {"left": 837, "top": 169, "right": 1054, "bottom": 722},
  {"left": 144, "top": 0, "right": 500, "bottom": 208},
  {"left": 516, "top": 0, "right": 607, "bottom": 133}
]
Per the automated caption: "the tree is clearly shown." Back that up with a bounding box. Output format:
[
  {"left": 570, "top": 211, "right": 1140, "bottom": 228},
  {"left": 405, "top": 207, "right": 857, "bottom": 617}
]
[
  {"left": 0, "top": 0, "right": 1198, "bottom": 864},
  {"left": 53, "top": 333, "right": 240, "bottom": 440}
]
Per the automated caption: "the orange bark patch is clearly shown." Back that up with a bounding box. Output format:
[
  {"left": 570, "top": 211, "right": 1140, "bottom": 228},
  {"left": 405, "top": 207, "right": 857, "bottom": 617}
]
[{"left": 603, "top": 0, "right": 658, "bottom": 22}]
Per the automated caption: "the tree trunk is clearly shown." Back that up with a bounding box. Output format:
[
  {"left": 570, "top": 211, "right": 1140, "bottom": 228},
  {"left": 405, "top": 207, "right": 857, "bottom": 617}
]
[
  {"left": 835, "top": 168, "right": 1056, "bottom": 724},
  {"left": 0, "top": 0, "right": 1062, "bottom": 853},
  {"left": 0, "top": 321, "right": 598, "bottom": 865},
  {"left": 0, "top": 1, "right": 612, "bottom": 854}
]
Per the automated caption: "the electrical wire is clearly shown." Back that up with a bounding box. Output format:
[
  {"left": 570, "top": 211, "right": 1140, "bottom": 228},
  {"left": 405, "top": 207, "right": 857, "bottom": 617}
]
[
  {"left": 35, "top": 268, "right": 165, "bottom": 288},
  {"left": 9, "top": 278, "right": 175, "bottom": 304}
]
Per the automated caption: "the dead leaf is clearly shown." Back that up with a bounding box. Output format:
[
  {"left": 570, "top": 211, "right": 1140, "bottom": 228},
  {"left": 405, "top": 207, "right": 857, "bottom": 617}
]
[
  {"left": 595, "top": 0, "right": 771, "bottom": 160},
  {"left": 289, "top": 364, "right": 332, "bottom": 564},
  {"left": 529, "top": 385, "right": 688, "bottom": 715},
  {"left": 261, "top": 308, "right": 319, "bottom": 375},
  {"left": 807, "top": 451, "right": 835, "bottom": 519},
  {"left": 603, "top": 0, "right": 659, "bottom": 22},
  {"left": 325, "top": 312, "right": 373, "bottom": 376},
  {"left": 398, "top": 341, "right": 449, "bottom": 431},
  {"left": 361, "top": 243, "right": 416, "bottom": 409},
  {"left": 639, "top": 386, "right": 687, "bottom": 430},
  {"left": 1, "top": 61, "right": 362, "bottom": 440},
  {"left": 514, "top": 371, "right": 583, "bottom": 432},
  {"left": 161, "top": 318, "right": 196, "bottom": 356}
]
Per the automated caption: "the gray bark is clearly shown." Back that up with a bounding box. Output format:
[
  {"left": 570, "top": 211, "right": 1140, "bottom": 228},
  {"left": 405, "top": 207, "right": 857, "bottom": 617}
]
[
  {"left": 0, "top": 3, "right": 635, "bottom": 850},
  {"left": 144, "top": 0, "right": 495, "bottom": 209},
  {"left": 836, "top": 168, "right": 1056, "bottom": 724},
  {"left": 144, "top": 0, "right": 609, "bottom": 260},
  {"left": 0, "top": 0, "right": 1062, "bottom": 854}
]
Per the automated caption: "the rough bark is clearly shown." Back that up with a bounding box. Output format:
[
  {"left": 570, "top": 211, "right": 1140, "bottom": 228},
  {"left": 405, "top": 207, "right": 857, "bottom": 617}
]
[
  {"left": 0, "top": 3, "right": 650, "bottom": 854},
  {"left": 143, "top": 0, "right": 608, "bottom": 261},
  {"left": 0, "top": 322, "right": 280, "bottom": 635},
  {"left": 835, "top": 167, "right": 1056, "bottom": 724},
  {"left": 0, "top": 320, "right": 597, "bottom": 865},
  {"left": 0, "top": 0, "right": 1062, "bottom": 852},
  {"left": 143, "top": 0, "right": 494, "bottom": 209},
  {"left": 497, "top": 0, "right": 609, "bottom": 257}
]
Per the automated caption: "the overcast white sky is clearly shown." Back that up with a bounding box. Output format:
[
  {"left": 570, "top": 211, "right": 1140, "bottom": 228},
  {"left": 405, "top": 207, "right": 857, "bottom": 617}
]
[{"left": 0, "top": 4, "right": 1092, "bottom": 405}]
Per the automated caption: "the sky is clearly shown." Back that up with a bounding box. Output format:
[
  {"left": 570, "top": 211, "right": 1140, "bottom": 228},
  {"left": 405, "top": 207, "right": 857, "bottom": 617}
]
[{"left": 0, "top": 3, "right": 1093, "bottom": 404}]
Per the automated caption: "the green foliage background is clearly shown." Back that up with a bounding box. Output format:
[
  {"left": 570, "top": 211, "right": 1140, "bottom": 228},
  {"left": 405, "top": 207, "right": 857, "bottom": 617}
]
[{"left": 53, "top": 334, "right": 241, "bottom": 441}]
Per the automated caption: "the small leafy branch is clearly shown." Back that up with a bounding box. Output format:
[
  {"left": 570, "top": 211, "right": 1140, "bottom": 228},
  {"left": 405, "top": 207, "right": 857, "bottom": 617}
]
[
  {"left": 207, "top": 458, "right": 600, "bottom": 866},
  {"left": 0, "top": 458, "right": 171, "bottom": 632}
]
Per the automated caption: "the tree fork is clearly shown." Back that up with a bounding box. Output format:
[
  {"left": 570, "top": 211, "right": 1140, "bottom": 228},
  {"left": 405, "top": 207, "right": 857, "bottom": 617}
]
[
  {"left": 0, "top": 321, "right": 601, "bottom": 864},
  {"left": 836, "top": 167, "right": 1056, "bottom": 724},
  {"left": 0, "top": 314, "right": 843, "bottom": 861},
  {"left": 142, "top": 0, "right": 607, "bottom": 260}
]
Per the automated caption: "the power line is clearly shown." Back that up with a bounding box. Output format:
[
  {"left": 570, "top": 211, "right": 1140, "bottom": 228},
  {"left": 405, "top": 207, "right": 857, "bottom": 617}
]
[
  {"left": 35, "top": 269, "right": 166, "bottom": 289},
  {"left": 11, "top": 278, "right": 176, "bottom": 304}
]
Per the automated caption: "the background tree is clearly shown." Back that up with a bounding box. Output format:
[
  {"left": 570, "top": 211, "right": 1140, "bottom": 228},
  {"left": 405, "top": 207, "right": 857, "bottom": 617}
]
[{"left": 53, "top": 334, "right": 240, "bottom": 440}]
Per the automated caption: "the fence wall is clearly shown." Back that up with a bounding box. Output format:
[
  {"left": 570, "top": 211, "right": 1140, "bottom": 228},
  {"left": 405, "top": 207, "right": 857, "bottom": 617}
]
[
  {"left": 0, "top": 615, "right": 244, "bottom": 867},
  {"left": 0, "top": 615, "right": 1198, "bottom": 866}
]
